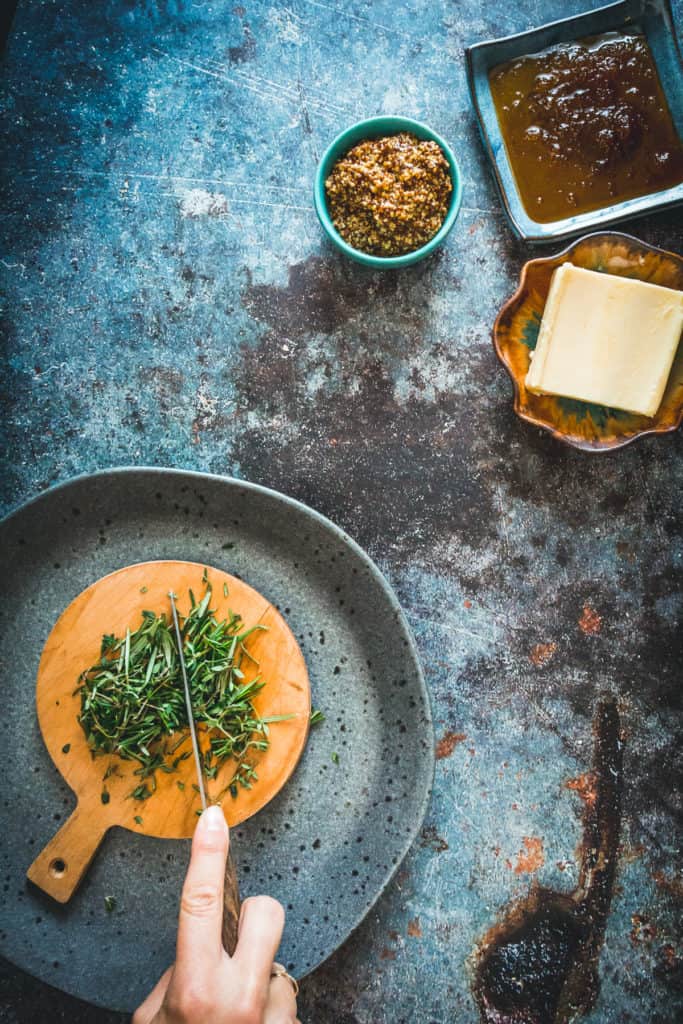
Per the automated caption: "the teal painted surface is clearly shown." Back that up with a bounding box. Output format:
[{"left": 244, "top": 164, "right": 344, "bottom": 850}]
[{"left": 0, "top": 1, "right": 682, "bottom": 1022}]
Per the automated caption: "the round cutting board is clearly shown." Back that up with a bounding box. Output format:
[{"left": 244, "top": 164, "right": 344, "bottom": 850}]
[
  {"left": 0, "top": 469, "right": 434, "bottom": 1013},
  {"left": 27, "top": 560, "right": 310, "bottom": 903}
]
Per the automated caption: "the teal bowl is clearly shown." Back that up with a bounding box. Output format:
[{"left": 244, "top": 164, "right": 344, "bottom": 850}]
[{"left": 314, "top": 116, "right": 463, "bottom": 268}]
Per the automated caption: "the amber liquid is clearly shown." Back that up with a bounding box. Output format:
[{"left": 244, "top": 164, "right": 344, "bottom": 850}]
[{"left": 489, "top": 31, "right": 683, "bottom": 223}]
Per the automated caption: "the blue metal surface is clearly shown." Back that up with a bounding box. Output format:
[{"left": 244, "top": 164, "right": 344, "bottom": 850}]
[{"left": 0, "top": 1, "right": 682, "bottom": 1022}]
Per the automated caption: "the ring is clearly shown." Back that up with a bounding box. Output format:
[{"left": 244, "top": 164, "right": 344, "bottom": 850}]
[{"left": 271, "top": 962, "right": 299, "bottom": 997}]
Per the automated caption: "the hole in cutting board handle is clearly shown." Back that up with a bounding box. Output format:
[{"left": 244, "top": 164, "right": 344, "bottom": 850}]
[{"left": 50, "top": 858, "right": 67, "bottom": 878}]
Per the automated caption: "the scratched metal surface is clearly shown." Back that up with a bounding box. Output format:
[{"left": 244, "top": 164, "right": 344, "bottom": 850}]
[{"left": 0, "top": 1, "right": 681, "bottom": 1022}]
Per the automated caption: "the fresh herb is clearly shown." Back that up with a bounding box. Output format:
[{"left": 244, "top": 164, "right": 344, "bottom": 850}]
[
  {"left": 223, "top": 582, "right": 229, "bottom": 598},
  {"left": 134, "top": 815, "right": 143, "bottom": 825},
  {"left": 130, "top": 782, "right": 154, "bottom": 801},
  {"left": 101, "top": 789, "right": 110, "bottom": 804},
  {"left": 76, "top": 582, "right": 286, "bottom": 804},
  {"left": 310, "top": 709, "right": 324, "bottom": 726},
  {"left": 61, "top": 743, "right": 71, "bottom": 754},
  {"left": 140, "top": 586, "right": 148, "bottom": 594},
  {"left": 104, "top": 895, "right": 116, "bottom": 913},
  {"left": 331, "top": 751, "right": 339, "bottom": 764},
  {"left": 176, "top": 780, "right": 186, "bottom": 792}
]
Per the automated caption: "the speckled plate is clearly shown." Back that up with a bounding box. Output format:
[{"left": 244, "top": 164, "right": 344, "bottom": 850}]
[
  {"left": 0, "top": 468, "right": 434, "bottom": 1013},
  {"left": 493, "top": 232, "right": 683, "bottom": 451}
]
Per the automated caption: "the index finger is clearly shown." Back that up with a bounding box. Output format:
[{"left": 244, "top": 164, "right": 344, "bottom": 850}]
[{"left": 175, "top": 805, "right": 230, "bottom": 973}]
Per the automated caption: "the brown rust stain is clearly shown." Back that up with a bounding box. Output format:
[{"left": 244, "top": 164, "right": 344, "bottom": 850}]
[
  {"left": 513, "top": 836, "right": 545, "bottom": 875},
  {"left": 565, "top": 772, "right": 598, "bottom": 810},
  {"left": 473, "top": 698, "right": 622, "bottom": 1024},
  {"left": 658, "top": 943, "right": 682, "bottom": 975},
  {"left": 407, "top": 916, "right": 422, "bottom": 938},
  {"left": 435, "top": 731, "right": 467, "bottom": 760},
  {"left": 529, "top": 641, "right": 557, "bottom": 666},
  {"left": 616, "top": 539, "right": 636, "bottom": 562},
  {"left": 630, "top": 913, "right": 657, "bottom": 945},
  {"left": 578, "top": 603, "right": 602, "bottom": 635},
  {"left": 651, "top": 869, "right": 683, "bottom": 901}
]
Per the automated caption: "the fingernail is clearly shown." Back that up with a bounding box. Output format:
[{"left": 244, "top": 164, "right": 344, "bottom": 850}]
[{"left": 202, "top": 805, "right": 227, "bottom": 832}]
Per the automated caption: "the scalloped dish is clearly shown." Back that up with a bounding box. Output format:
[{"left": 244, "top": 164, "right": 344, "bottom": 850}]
[{"left": 493, "top": 232, "right": 683, "bottom": 451}]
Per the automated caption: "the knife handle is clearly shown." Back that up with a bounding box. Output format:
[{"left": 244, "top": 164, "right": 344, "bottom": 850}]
[{"left": 222, "top": 848, "right": 241, "bottom": 955}]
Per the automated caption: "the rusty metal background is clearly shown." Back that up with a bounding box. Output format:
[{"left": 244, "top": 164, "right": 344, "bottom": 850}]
[{"left": 0, "top": 0, "right": 681, "bottom": 1021}]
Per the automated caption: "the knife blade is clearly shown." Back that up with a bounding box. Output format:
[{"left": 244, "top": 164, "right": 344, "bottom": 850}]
[
  {"left": 168, "top": 589, "right": 241, "bottom": 953},
  {"left": 169, "top": 591, "right": 207, "bottom": 811}
]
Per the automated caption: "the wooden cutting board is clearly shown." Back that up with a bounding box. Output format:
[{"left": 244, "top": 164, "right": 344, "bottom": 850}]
[{"left": 27, "top": 560, "right": 310, "bottom": 903}]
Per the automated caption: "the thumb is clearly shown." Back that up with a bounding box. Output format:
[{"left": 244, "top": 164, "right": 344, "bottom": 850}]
[
  {"left": 132, "top": 966, "right": 173, "bottom": 1024},
  {"left": 175, "top": 805, "right": 229, "bottom": 972}
]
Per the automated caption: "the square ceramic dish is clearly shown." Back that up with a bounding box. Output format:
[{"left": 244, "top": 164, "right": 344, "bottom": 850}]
[{"left": 466, "top": 0, "right": 683, "bottom": 242}]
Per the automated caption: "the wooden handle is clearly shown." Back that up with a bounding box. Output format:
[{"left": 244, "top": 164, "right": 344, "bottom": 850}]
[
  {"left": 27, "top": 806, "right": 107, "bottom": 903},
  {"left": 221, "top": 848, "right": 241, "bottom": 954}
]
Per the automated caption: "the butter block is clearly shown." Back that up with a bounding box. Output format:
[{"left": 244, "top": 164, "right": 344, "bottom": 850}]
[{"left": 525, "top": 264, "right": 683, "bottom": 417}]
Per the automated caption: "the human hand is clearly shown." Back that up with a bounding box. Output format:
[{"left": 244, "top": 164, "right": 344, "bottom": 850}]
[{"left": 133, "top": 805, "right": 299, "bottom": 1024}]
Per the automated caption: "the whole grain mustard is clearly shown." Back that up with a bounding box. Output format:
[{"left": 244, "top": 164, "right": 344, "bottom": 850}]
[{"left": 325, "top": 132, "right": 452, "bottom": 257}]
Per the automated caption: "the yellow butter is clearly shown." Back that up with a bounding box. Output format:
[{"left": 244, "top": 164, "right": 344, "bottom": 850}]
[{"left": 525, "top": 264, "right": 683, "bottom": 417}]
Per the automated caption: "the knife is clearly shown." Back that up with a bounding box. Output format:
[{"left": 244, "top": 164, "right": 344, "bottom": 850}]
[{"left": 169, "top": 591, "right": 242, "bottom": 954}]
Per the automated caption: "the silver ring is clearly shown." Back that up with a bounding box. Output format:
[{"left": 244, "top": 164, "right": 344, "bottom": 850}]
[{"left": 271, "top": 961, "right": 299, "bottom": 997}]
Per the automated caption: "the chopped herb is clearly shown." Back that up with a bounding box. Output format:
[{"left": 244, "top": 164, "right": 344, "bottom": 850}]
[
  {"left": 202, "top": 567, "right": 209, "bottom": 584},
  {"left": 331, "top": 752, "right": 339, "bottom": 764},
  {"left": 223, "top": 582, "right": 229, "bottom": 598},
  {"left": 134, "top": 815, "right": 143, "bottom": 825},
  {"left": 101, "top": 789, "right": 110, "bottom": 804},
  {"left": 176, "top": 781, "right": 186, "bottom": 792},
  {"left": 104, "top": 895, "right": 116, "bottom": 913},
  {"left": 221, "top": 542, "right": 234, "bottom": 550},
  {"left": 61, "top": 743, "right": 71, "bottom": 754},
  {"left": 100, "top": 633, "right": 117, "bottom": 655},
  {"left": 310, "top": 709, "right": 325, "bottom": 726},
  {"left": 140, "top": 586, "right": 148, "bottom": 594},
  {"left": 129, "top": 782, "right": 154, "bottom": 801},
  {"left": 76, "top": 582, "right": 291, "bottom": 804}
]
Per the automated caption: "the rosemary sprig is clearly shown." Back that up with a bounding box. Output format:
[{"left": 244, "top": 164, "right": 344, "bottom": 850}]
[{"left": 76, "top": 582, "right": 285, "bottom": 803}]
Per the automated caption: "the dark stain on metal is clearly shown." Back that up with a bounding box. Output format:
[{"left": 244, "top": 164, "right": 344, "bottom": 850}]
[
  {"left": 228, "top": 14, "right": 256, "bottom": 64},
  {"left": 235, "top": 257, "right": 501, "bottom": 559},
  {"left": 241, "top": 256, "right": 404, "bottom": 338},
  {"left": 473, "top": 698, "right": 622, "bottom": 1023},
  {"left": 419, "top": 825, "right": 449, "bottom": 852}
]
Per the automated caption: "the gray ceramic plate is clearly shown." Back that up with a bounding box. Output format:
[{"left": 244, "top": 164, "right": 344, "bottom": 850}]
[{"left": 0, "top": 468, "right": 434, "bottom": 1013}]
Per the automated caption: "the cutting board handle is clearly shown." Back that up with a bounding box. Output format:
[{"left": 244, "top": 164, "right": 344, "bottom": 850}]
[
  {"left": 222, "top": 849, "right": 241, "bottom": 955},
  {"left": 27, "top": 806, "right": 108, "bottom": 903}
]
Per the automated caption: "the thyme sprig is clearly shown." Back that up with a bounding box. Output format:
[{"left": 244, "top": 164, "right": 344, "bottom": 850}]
[{"left": 76, "top": 582, "right": 287, "bottom": 802}]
